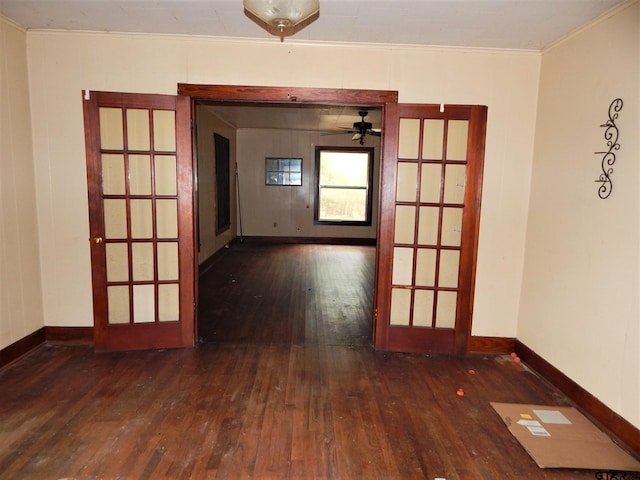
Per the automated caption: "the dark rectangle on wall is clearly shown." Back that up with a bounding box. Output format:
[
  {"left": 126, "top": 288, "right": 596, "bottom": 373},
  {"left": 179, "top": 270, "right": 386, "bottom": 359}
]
[{"left": 214, "top": 133, "right": 231, "bottom": 235}]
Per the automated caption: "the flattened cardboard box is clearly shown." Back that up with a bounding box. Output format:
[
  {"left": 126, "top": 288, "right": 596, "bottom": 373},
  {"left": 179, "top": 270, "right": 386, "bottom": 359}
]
[{"left": 491, "top": 402, "right": 640, "bottom": 471}]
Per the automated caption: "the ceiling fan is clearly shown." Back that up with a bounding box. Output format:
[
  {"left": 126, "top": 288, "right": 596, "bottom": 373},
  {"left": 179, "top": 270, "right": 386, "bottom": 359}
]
[{"left": 340, "top": 110, "right": 382, "bottom": 144}]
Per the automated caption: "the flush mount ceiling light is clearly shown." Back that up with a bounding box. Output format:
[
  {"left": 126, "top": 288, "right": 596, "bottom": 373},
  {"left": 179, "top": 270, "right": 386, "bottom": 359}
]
[{"left": 243, "top": 0, "right": 320, "bottom": 42}]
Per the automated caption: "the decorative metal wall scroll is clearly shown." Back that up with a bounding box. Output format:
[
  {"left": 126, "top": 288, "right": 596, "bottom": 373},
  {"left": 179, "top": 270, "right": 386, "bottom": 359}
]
[{"left": 594, "top": 98, "right": 623, "bottom": 199}]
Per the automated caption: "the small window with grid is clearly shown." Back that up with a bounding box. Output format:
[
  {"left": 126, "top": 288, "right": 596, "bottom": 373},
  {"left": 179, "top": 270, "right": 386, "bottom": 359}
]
[{"left": 265, "top": 158, "right": 302, "bottom": 186}]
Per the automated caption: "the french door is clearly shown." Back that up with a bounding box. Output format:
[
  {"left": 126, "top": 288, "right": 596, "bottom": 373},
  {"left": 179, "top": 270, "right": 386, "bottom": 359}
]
[
  {"left": 83, "top": 91, "right": 195, "bottom": 351},
  {"left": 81, "top": 84, "right": 485, "bottom": 355},
  {"left": 375, "top": 103, "right": 487, "bottom": 354}
]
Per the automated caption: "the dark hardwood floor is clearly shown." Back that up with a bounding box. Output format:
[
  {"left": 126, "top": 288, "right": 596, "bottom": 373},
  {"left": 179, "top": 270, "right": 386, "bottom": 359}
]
[
  {"left": 0, "top": 243, "right": 614, "bottom": 479},
  {"left": 198, "top": 243, "right": 374, "bottom": 346}
]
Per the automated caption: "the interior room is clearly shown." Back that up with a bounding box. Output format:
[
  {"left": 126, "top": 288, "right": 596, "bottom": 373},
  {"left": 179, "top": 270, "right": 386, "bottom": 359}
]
[
  {"left": 194, "top": 102, "right": 382, "bottom": 258},
  {"left": 194, "top": 102, "right": 381, "bottom": 345},
  {"left": 1, "top": 0, "right": 638, "bottom": 477}
]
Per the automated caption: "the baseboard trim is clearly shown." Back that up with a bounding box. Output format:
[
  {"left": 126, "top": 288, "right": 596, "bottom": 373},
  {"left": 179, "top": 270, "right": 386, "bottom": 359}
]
[
  {"left": 46, "top": 326, "right": 94, "bottom": 345},
  {"left": 0, "top": 327, "right": 46, "bottom": 369},
  {"left": 515, "top": 339, "right": 639, "bottom": 458},
  {"left": 240, "top": 236, "right": 377, "bottom": 246},
  {"left": 1, "top": 326, "right": 95, "bottom": 369},
  {"left": 469, "top": 336, "right": 515, "bottom": 354},
  {"left": 198, "top": 238, "right": 240, "bottom": 277}
]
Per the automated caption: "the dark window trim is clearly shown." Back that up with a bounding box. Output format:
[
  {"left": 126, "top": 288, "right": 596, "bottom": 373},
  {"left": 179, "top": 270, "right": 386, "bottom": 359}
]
[
  {"left": 314, "top": 145, "right": 374, "bottom": 226},
  {"left": 265, "top": 157, "right": 303, "bottom": 186}
]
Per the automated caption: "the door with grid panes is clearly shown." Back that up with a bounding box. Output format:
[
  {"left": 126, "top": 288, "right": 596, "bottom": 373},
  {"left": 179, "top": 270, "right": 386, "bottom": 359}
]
[
  {"left": 83, "top": 92, "right": 195, "bottom": 351},
  {"left": 374, "top": 104, "right": 487, "bottom": 354}
]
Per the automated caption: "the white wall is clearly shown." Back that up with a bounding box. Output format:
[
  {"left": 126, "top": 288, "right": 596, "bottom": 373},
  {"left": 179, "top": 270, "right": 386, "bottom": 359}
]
[
  {"left": 236, "top": 128, "right": 380, "bottom": 238},
  {"left": 0, "top": 18, "right": 44, "bottom": 349},
  {"left": 25, "top": 32, "right": 540, "bottom": 338},
  {"left": 196, "top": 110, "right": 380, "bottom": 257},
  {"left": 4, "top": 1, "right": 637, "bottom": 435},
  {"left": 519, "top": 2, "right": 639, "bottom": 428}
]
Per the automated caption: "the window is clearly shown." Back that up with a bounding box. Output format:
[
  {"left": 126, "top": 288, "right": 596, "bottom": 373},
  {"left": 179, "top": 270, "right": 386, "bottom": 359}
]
[
  {"left": 315, "top": 146, "right": 374, "bottom": 226},
  {"left": 265, "top": 157, "right": 302, "bottom": 186}
]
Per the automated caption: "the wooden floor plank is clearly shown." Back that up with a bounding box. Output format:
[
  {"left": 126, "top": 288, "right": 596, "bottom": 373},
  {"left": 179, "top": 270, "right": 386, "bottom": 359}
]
[
  {"left": 0, "top": 243, "right": 617, "bottom": 479},
  {"left": 1, "top": 344, "right": 605, "bottom": 479}
]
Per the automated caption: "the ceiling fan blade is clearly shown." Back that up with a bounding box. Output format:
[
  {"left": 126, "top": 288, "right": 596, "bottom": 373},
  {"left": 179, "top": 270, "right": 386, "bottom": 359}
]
[{"left": 368, "top": 130, "right": 382, "bottom": 136}]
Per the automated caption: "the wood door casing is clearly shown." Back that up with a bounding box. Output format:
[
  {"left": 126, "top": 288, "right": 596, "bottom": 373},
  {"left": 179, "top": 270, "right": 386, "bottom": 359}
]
[
  {"left": 375, "top": 104, "right": 487, "bottom": 354},
  {"left": 179, "top": 83, "right": 398, "bottom": 347},
  {"left": 177, "top": 84, "right": 398, "bottom": 106},
  {"left": 174, "top": 85, "right": 486, "bottom": 356},
  {"left": 84, "top": 91, "right": 195, "bottom": 351}
]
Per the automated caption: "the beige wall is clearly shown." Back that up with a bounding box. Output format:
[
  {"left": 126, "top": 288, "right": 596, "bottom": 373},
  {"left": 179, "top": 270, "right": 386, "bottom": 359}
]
[
  {"left": 195, "top": 105, "right": 237, "bottom": 263},
  {"left": 25, "top": 32, "right": 540, "bottom": 339},
  {"left": 237, "top": 128, "right": 380, "bottom": 238},
  {"left": 3, "top": 1, "right": 638, "bottom": 433},
  {"left": 197, "top": 109, "right": 381, "bottom": 251},
  {"left": 520, "top": 1, "right": 639, "bottom": 428},
  {"left": 0, "top": 18, "right": 44, "bottom": 349}
]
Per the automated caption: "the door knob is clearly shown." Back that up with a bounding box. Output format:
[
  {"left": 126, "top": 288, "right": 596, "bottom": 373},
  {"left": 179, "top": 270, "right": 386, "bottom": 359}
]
[{"left": 90, "top": 236, "right": 103, "bottom": 244}]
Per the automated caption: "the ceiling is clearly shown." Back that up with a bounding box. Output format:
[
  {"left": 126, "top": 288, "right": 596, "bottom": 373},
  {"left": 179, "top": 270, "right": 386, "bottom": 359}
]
[
  {"left": 0, "top": 0, "right": 626, "bottom": 51},
  {"left": 199, "top": 103, "right": 382, "bottom": 134},
  {"left": 1, "top": 0, "right": 625, "bottom": 133}
]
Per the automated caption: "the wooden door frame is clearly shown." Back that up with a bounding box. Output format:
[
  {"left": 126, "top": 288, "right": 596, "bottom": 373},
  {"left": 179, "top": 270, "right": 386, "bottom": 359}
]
[
  {"left": 84, "top": 91, "right": 195, "bottom": 351},
  {"left": 177, "top": 84, "right": 398, "bottom": 107},
  {"left": 178, "top": 83, "right": 398, "bottom": 347},
  {"left": 376, "top": 104, "right": 488, "bottom": 354}
]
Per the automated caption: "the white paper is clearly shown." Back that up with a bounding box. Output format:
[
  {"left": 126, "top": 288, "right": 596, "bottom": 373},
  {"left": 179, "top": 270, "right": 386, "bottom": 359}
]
[
  {"left": 517, "top": 419, "right": 551, "bottom": 436},
  {"left": 517, "top": 419, "right": 541, "bottom": 427},
  {"left": 527, "top": 425, "right": 551, "bottom": 436},
  {"left": 533, "top": 409, "right": 572, "bottom": 424}
]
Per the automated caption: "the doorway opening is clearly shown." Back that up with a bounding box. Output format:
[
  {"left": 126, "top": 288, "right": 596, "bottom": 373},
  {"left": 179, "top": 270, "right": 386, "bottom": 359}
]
[{"left": 182, "top": 86, "right": 398, "bottom": 347}]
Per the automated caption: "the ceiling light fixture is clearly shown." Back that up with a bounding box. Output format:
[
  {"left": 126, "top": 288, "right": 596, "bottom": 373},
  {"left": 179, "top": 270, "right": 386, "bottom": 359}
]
[{"left": 243, "top": 0, "right": 320, "bottom": 42}]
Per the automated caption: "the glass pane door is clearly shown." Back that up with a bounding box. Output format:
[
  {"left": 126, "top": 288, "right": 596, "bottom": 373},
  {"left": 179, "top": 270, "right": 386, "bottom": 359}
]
[
  {"left": 375, "top": 104, "right": 487, "bottom": 354},
  {"left": 100, "top": 106, "right": 180, "bottom": 326},
  {"left": 390, "top": 117, "right": 469, "bottom": 329},
  {"left": 84, "top": 92, "right": 194, "bottom": 351}
]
